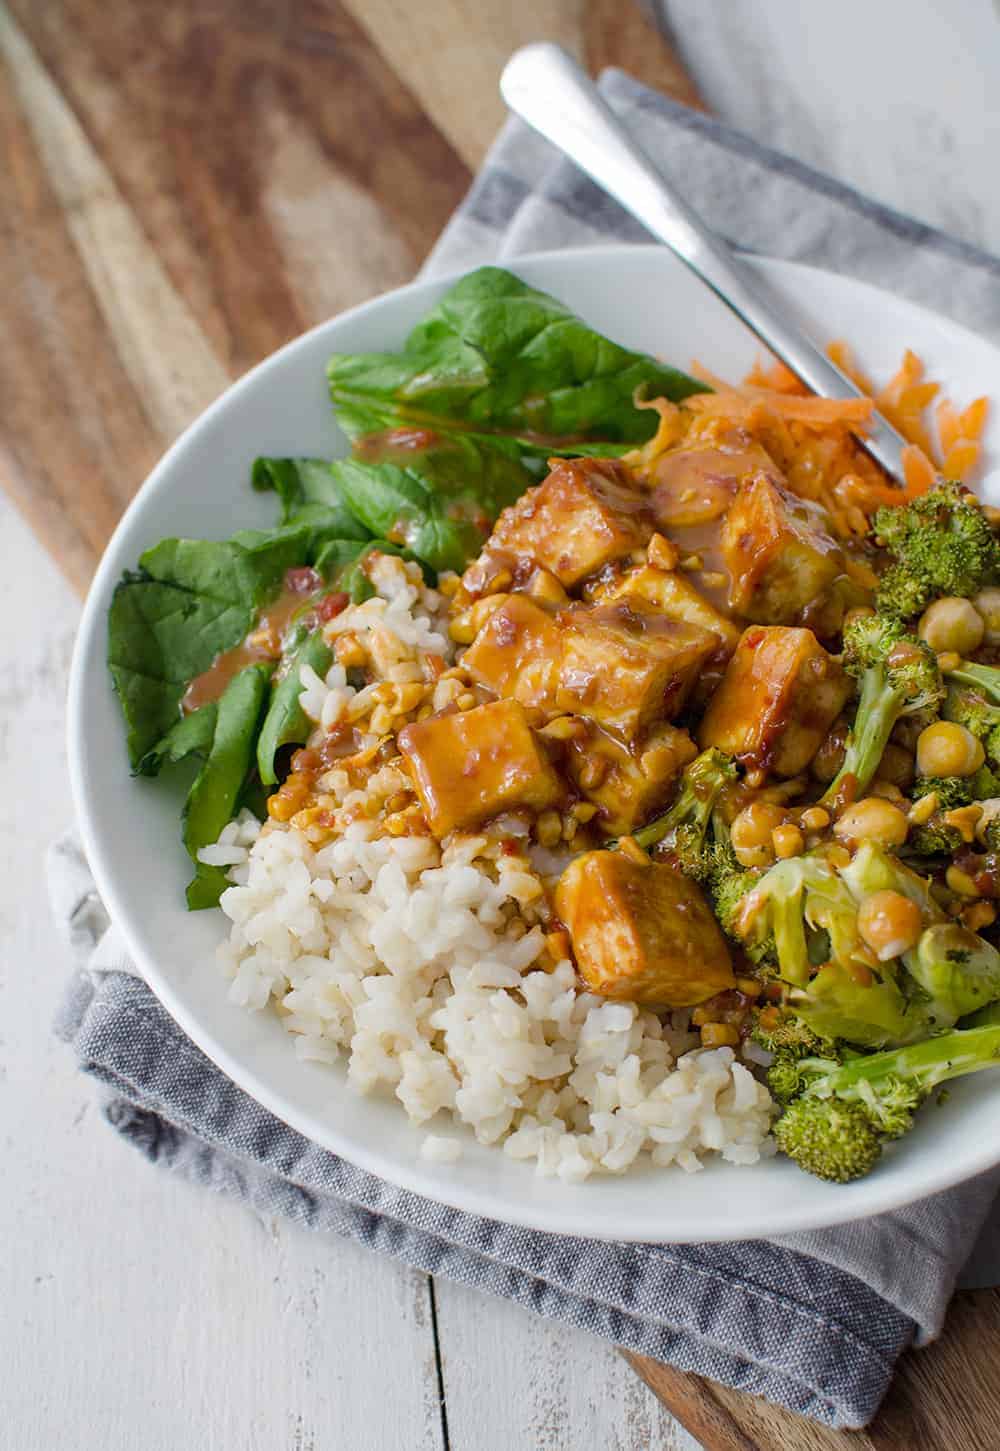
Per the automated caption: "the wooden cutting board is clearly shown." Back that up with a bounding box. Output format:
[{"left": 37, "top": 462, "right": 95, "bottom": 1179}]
[{"left": 2, "top": 3, "right": 998, "bottom": 1445}]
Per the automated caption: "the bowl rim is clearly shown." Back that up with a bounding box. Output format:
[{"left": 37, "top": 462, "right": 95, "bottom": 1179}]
[{"left": 68, "top": 242, "right": 1000, "bottom": 1240}]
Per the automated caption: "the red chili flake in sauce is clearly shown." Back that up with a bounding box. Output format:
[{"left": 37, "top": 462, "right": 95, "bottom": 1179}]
[
  {"left": 315, "top": 590, "right": 350, "bottom": 623},
  {"left": 286, "top": 566, "right": 322, "bottom": 594}
]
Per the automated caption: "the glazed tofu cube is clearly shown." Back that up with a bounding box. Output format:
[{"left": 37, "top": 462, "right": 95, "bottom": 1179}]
[
  {"left": 698, "top": 626, "right": 851, "bottom": 776},
  {"left": 555, "top": 851, "right": 734, "bottom": 1007},
  {"left": 555, "top": 597, "right": 716, "bottom": 738},
  {"left": 462, "top": 594, "right": 562, "bottom": 712},
  {"left": 486, "top": 457, "right": 653, "bottom": 588},
  {"left": 722, "top": 474, "right": 843, "bottom": 624},
  {"left": 398, "top": 699, "right": 561, "bottom": 836},
  {"left": 565, "top": 723, "right": 698, "bottom": 837},
  {"left": 591, "top": 564, "right": 741, "bottom": 659},
  {"left": 647, "top": 432, "right": 781, "bottom": 528}
]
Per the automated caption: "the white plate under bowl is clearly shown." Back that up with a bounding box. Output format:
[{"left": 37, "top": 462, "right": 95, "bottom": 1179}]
[{"left": 68, "top": 244, "right": 1000, "bottom": 1242}]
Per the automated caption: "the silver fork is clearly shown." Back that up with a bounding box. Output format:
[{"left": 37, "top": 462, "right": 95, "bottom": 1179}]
[{"left": 500, "top": 43, "right": 909, "bottom": 482}]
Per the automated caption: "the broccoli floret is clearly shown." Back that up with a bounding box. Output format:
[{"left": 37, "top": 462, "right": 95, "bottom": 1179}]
[
  {"left": 789, "top": 961, "right": 919, "bottom": 1048},
  {"left": 911, "top": 775, "right": 974, "bottom": 809},
  {"left": 752, "top": 1010, "right": 830, "bottom": 1059},
  {"left": 971, "top": 764, "right": 1000, "bottom": 799},
  {"left": 766, "top": 1055, "right": 819, "bottom": 1106},
  {"left": 907, "top": 777, "right": 974, "bottom": 855},
  {"left": 774, "top": 1097, "right": 885, "bottom": 1182},
  {"left": 751, "top": 1010, "right": 840, "bottom": 1104},
  {"left": 909, "top": 922, "right": 1000, "bottom": 1025},
  {"left": 733, "top": 850, "right": 868, "bottom": 988},
  {"left": 700, "top": 815, "right": 769, "bottom": 962},
  {"left": 907, "top": 770, "right": 1000, "bottom": 855},
  {"left": 907, "top": 817, "right": 964, "bottom": 857},
  {"left": 629, "top": 748, "right": 736, "bottom": 875},
  {"left": 873, "top": 480, "right": 1000, "bottom": 621},
  {"left": 773, "top": 1020, "right": 1000, "bottom": 1181},
  {"left": 943, "top": 683, "right": 1000, "bottom": 765},
  {"left": 819, "top": 616, "right": 943, "bottom": 808},
  {"left": 783, "top": 843, "right": 949, "bottom": 1047}
]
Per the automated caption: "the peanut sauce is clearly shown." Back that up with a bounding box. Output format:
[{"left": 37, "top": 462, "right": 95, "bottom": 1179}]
[{"left": 182, "top": 572, "right": 329, "bottom": 714}]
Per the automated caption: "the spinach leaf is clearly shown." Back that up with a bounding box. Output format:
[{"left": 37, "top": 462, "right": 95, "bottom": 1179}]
[
  {"left": 109, "top": 530, "right": 302, "bottom": 772},
  {"left": 252, "top": 457, "right": 370, "bottom": 538},
  {"left": 257, "top": 631, "right": 333, "bottom": 787},
  {"left": 230, "top": 512, "right": 363, "bottom": 567},
  {"left": 184, "top": 662, "right": 272, "bottom": 910},
  {"left": 312, "top": 535, "right": 371, "bottom": 583},
  {"left": 138, "top": 702, "right": 218, "bottom": 777},
  {"left": 330, "top": 460, "right": 474, "bottom": 574},
  {"left": 330, "top": 433, "right": 529, "bottom": 573},
  {"left": 328, "top": 266, "right": 706, "bottom": 447}
]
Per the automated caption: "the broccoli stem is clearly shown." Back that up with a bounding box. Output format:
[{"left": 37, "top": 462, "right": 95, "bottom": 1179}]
[
  {"left": 767, "top": 878, "right": 813, "bottom": 987},
  {"left": 626, "top": 748, "right": 734, "bottom": 856},
  {"left": 805, "top": 1022, "right": 1000, "bottom": 1102},
  {"left": 819, "top": 668, "right": 905, "bottom": 807}
]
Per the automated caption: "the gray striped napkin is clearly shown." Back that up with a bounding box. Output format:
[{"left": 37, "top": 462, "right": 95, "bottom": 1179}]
[{"left": 52, "top": 71, "right": 1000, "bottom": 1429}]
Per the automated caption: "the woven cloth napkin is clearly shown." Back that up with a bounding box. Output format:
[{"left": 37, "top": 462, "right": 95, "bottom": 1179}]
[{"left": 51, "top": 71, "right": 1000, "bottom": 1430}]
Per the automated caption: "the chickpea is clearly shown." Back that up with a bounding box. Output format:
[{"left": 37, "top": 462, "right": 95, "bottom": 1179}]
[
  {"left": 730, "top": 801, "right": 786, "bottom": 868},
  {"left": 916, "top": 721, "right": 985, "bottom": 778},
  {"left": 974, "top": 587, "right": 1000, "bottom": 646},
  {"left": 833, "top": 797, "right": 909, "bottom": 848},
  {"left": 772, "top": 824, "right": 804, "bottom": 859},
  {"left": 857, "top": 890, "right": 923, "bottom": 961},
  {"left": 918, "top": 596, "right": 985, "bottom": 655},
  {"left": 870, "top": 780, "right": 906, "bottom": 803}
]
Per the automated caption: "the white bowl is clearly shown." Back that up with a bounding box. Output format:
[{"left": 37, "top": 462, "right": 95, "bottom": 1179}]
[{"left": 69, "top": 244, "right": 1000, "bottom": 1241}]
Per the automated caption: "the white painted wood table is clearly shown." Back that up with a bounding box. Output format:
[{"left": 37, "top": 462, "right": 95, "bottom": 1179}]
[{"left": 5, "top": 2, "right": 1000, "bottom": 1444}]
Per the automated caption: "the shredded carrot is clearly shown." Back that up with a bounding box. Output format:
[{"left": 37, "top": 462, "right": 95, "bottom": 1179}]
[
  {"left": 943, "top": 440, "right": 981, "bottom": 479},
  {"left": 937, "top": 399, "right": 962, "bottom": 456},
  {"left": 827, "top": 340, "right": 877, "bottom": 397},
  {"left": 961, "top": 397, "right": 989, "bottom": 439},
  {"left": 685, "top": 388, "right": 873, "bottom": 429},
  {"left": 623, "top": 393, "right": 685, "bottom": 473},
  {"left": 630, "top": 343, "right": 989, "bottom": 539},
  {"left": 901, "top": 444, "right": 937, "bottom": 496},
  {"left": 743, "top": 356, "right": 808, "bottom": 395}
]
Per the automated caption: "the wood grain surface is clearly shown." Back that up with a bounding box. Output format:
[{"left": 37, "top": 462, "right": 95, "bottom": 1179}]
[{"left": 2, "top": 2, "right": 997, "bottom": 1447}]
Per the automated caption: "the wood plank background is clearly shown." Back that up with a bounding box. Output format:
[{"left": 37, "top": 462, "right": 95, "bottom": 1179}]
[{"left": 2, "top": 2, "right": 998, "bottom": 1447}]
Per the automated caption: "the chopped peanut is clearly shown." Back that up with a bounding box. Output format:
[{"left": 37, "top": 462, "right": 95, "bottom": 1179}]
[
  {"left": 942, "top": 805, "right": 983, "bottom": 844},
  {"left": 700, "top": 1023, "right": 740, "bottom": 1048}
]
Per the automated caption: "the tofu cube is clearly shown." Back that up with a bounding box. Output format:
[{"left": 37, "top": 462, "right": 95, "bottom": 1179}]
[
  {"left": 721, "top": 474, "right": 843, "bottom": 625},
  {"left": 398, "top": 699, "right": 561, "bottom": 836},
  {"left": 461, "top": 594, "right": 562, "bottom": 712},
  {"left": 698, "top": 626, "right": 851, "bottom": 776},
  {"left": 565, "top": 723, "right": 698, "bottom": 837},
  {"left": 555, "top": 851, "right": 734, "bottom": 1007},
  {"left": 486, "top": 457, "right": 653, "bottom": 588},
  {"left": 648, "top": 432, "right": 781, "bottom": 527},
  {"left": 591, "top": 563, "right": 741, "bottom": 660},
  {"left": 555, "top": 597, "right": 716, "bottom": 738}
]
